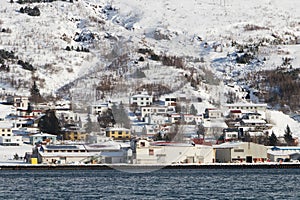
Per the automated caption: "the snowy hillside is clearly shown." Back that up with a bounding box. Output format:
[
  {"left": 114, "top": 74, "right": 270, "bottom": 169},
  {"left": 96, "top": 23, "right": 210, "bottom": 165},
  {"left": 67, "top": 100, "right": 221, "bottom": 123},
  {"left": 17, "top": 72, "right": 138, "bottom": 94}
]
[{"left": 0, "top": 0, "right": 300, "bottom": 136}]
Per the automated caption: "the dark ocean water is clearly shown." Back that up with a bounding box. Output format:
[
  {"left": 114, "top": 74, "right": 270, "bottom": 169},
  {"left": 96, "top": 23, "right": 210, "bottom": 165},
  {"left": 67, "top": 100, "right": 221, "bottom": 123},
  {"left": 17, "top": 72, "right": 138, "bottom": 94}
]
[{"left": 0, "top": 168, "right": 299, "bottom": 199}]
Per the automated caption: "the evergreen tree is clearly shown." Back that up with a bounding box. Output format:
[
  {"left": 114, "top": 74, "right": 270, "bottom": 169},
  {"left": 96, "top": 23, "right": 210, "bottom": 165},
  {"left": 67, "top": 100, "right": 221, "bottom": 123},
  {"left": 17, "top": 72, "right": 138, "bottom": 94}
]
[
  {"left": 85, "top": 114, "right": 93, "bottom": 133},
  {"left": 269, "top": 131, "right": 278, "bottom": 146},
  {"left": 112, "top": 102, "right": 130, "bottom": 129},
  {"left": 197, "top": 123, "right": 205, "bottom": 139},
  {"left": 26, "top": 102, "right": 33, "bottom": 114},
  {"left": 284, "top": 125, "right": 294, "bottom": 146},
  {"left": 38, "top": 109, "right": 61, "bottom": 134},
  {"left": 97, "top": 109, "right": 115, "bottom": 128},
  {"left": 30, "top": 81, "right": 43, "bottom": 104},
  {"left": 190, "top": 104, "right": 198, "bottom": 115}
]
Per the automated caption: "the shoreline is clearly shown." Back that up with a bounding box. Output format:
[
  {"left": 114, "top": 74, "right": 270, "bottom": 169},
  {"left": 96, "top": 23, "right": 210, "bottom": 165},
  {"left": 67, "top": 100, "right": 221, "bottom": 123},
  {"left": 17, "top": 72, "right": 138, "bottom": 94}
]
[{"left": 1, "top": 163, "right": 300, "bottom": 170}]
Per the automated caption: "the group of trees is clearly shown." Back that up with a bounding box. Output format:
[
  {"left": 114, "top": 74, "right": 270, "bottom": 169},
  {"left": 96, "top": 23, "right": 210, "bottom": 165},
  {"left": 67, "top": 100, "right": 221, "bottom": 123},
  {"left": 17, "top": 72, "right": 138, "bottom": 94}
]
[
  {"left": 65, "top": 46, "right": 90, "bottom": 53},
  {"left": 19, "top": 6, "right": 40, "bottom": 16},
  {"left": 256, "top": 125, "right": 296, "bottom": 146},
  {"left": 253, "top": 68, "right": 300, "bottom": 111}
]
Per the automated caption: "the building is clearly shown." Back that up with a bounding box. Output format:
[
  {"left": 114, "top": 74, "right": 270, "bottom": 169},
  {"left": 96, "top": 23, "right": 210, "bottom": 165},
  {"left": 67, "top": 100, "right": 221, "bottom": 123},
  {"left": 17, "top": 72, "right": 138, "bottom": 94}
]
[
  {"left": 90, "top": 102, "right": 110, "bottom": 115},
  {"left": 130, "top": 92, "right": 153, "bottom": 107},
  {"left": 205, "top": 108, "right": 222, "bottom": 119},
  {"left": 36, "top": 145, "right": 94, "bottom": 164},
  {"left": 141, "top": 105, "right": 168, "bottom": 118},
  {"left": 63, "top": 130, "right": 87, "bottom": 141},
  {"left": 135, "top": 140, "right": 214, "bottom": 164},
  {"left": 6, "top": 96, "right": 29, "bottom": 110},
  {"left": 29, "top": 133, "right": 57, "bottom": 145},
  {"left": 106, "top": 127, "right": 131, "bottom": 140},
  {"left": 0, "top": 122, "right": 22, "bottom": 146},
  {"left": 267, "top": 146, "right": 300, "bottom": 162},
  {"left": 162, "top": 96, "right": 177, "bottom": 106},
  {"left": 214, "top": 142, "right": 267, "bottom": 163},
  {"left": 225, "top": 103, "right": 268, "bottom": 119}
]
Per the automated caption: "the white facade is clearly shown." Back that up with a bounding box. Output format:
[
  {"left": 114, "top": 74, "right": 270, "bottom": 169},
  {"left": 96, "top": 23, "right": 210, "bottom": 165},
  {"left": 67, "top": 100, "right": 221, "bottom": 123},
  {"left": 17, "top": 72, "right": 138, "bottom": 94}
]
[
  {"left": 0, "top": 122, "right": 22, "bottom": 146},
  {"left": 208, "top": 109, "right": 222, "bottom": 119},
  {"left": 130, "top": 92, "right": 153, "bottom": 107},
  {"left": 6, "top": 96, "right": 29, "bottom": 110},
  {"left": 225, "top": 103, "right": 267, "bottom": 119},
  {"left": 90, "top": 103, "right": 109, "bottom": 115},
  {"left": 141, "top": 106, "right": 168, "bottom": 118},
  {"left": 136, "top": 144, "right": 214, "bottom": 164},
  {"left": 163, "top": 96, "right": 177, "bottom": 106}
]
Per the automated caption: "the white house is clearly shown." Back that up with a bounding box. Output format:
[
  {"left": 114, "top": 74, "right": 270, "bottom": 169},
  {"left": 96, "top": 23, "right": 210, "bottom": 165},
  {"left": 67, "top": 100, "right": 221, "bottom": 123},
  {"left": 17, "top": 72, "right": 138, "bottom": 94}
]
[
  {"left": 0, "top": 122, "right": 22, "bottom": 146},
  {"left": 6, "top": 96, "right": 29, "bottom": 110},
  {"left": 162, "top": 96, "right": 177, "bottom": 106},
  {"left": 130, "top": 91, "right": 153, "bottom": 107},
  {"left": 29, "top": 133, "right": 57, "bottom": 145},
  {"left": 225, "top": 103, "right": 268, "bottom": 119},
  {"left": 141, "top": 105, "right": 168, "bottom": 118},
  {"left": 90, "top": 102, "right": 110, "bottom": 115}
]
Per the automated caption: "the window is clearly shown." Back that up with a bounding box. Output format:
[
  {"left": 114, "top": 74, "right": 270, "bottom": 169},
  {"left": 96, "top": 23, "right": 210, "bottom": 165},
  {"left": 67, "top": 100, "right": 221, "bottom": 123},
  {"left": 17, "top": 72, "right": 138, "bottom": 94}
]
[
  {"left": 234, "top": 149, "right": 244, "bottom": 152},
  {"left": 149, "top": 149, "right": 154, "bottom": 155}
]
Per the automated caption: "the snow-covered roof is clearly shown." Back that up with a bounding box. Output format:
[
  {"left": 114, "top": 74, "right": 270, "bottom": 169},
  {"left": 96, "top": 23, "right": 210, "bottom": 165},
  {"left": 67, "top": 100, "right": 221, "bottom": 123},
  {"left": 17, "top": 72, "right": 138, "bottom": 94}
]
[
  {"left": 30, "top": 133, "right": 57, "bottom": 137},
  {"left": 225, "top": 103, "right": 268, "bottom": 107}
]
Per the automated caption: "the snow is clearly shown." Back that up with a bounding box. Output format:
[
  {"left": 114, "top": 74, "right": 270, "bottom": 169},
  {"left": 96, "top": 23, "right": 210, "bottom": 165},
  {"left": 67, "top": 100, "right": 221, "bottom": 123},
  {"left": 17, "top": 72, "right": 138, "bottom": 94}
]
[
  {"left": 268, "top": 110, "right": 300, "bottom": 137},
  {"left": 0, "top": 0, "right": 299, "bottom": 144},
  {"left": 0, "top": 143, "right": 33, "bottom": 162}
]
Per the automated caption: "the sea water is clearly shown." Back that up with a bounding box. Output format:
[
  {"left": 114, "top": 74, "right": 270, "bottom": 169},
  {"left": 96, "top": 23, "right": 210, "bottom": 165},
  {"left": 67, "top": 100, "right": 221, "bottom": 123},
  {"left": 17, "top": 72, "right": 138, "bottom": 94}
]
[{"left": 0, "top": 168, "right": 299, "bottom": 199}]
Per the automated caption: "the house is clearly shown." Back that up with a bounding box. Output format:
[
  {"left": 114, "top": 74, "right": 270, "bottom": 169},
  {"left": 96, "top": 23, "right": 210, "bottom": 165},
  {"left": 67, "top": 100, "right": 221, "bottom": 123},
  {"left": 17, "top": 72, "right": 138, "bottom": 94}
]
[
  {"left": 0, "top": 122, "right": 22, "bottom": 146},
  {"left": 141, "top": 105, "right": 168, "bottom": 118},
  {"left": 214, "top": 142, "right": 267, "bottom": 163},
  {"left": 89, "top": 102, "right": 110, "bottom": 115},
  {"left": 228, "top": 110, "right": 242, "bottom": 120},
  {"left": 223, "top": 128, "right": 239, "bottom": 142},
  {"left": 130, "top": 91, "right": 153, "bottom": 107},
  {"left": 225, "top": 103, "right": 268, "bottom": 119},
  {"left": 106, "top": 127, "right": 131, "bottom": 140},
  {"left": 63, "top": 130, "right": 87, "bottom": 141},
  {"left": 204, "top": 108, "right": 222, "bottom": 119},
  {"left": 144, "top": 114, "right": 168, "bottom": 126},
  {"left": 6, "top": 95, "right": 29, "bottom": 110},
  {"left": 162, "top": 96, "right": 177, "bottom": 106},
  {"left": 29, "top": 133, "right": 57, "bottom": 145}
]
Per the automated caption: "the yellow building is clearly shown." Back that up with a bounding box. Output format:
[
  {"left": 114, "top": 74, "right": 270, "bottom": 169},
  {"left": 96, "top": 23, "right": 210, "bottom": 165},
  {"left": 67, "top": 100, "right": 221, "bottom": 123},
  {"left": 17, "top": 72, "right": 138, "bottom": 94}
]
[
  {"left": 63, "top": 131, "right": 87, "bottom": 141},
  {"left": 106, "top": 128, "right": 131, "bottom": 140}
]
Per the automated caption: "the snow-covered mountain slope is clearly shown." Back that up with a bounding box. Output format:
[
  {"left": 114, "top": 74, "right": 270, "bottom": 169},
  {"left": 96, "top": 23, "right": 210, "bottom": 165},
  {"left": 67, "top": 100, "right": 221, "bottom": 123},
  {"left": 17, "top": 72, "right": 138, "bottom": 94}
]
[{"left": 0, "top": 0, "right": 299, "bottom": 95}]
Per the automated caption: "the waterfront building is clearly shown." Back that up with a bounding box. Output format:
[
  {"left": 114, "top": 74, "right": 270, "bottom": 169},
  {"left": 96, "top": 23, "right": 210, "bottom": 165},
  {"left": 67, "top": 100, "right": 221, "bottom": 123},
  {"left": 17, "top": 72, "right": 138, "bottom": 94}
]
[{"left": 214, "top": 142, "right": 267, "bottom": 163}]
